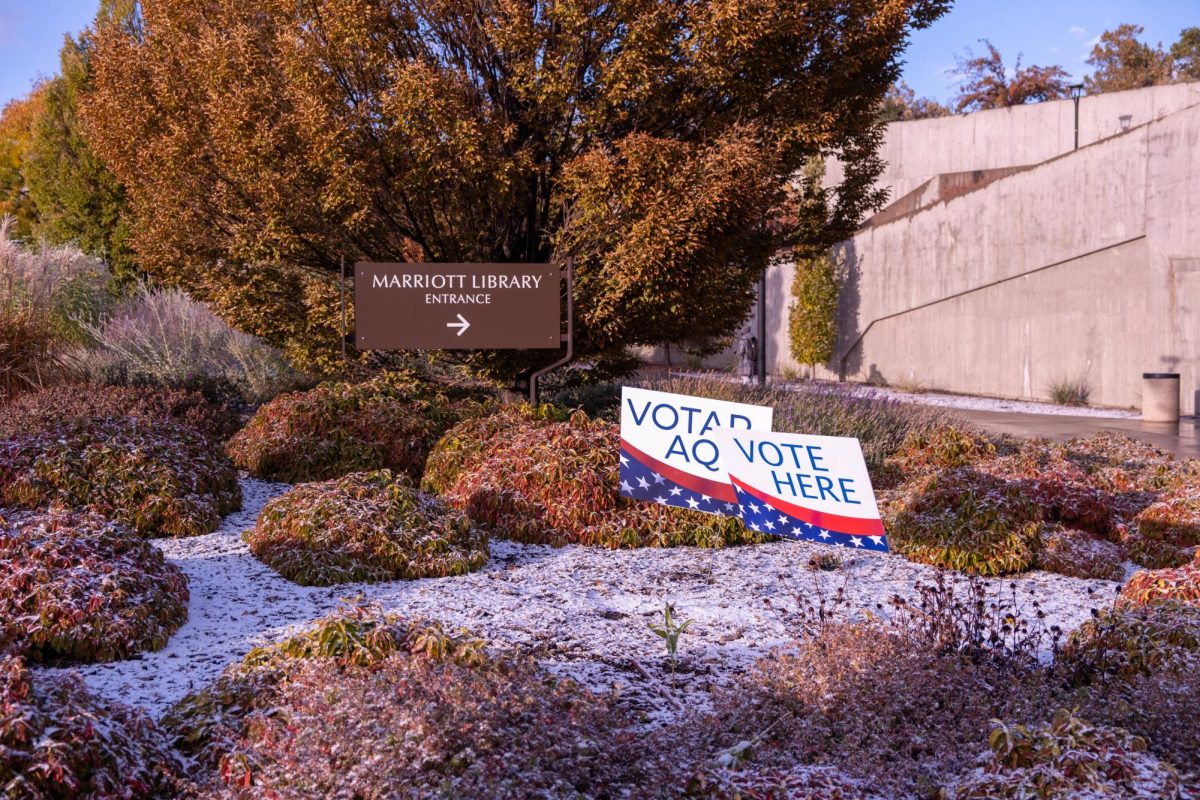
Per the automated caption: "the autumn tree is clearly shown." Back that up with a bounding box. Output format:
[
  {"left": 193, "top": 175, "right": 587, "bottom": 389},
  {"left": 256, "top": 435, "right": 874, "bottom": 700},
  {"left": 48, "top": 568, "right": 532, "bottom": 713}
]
[
  {"left": 83, "top": 0, "right": 949, "bottom": 380},
  {"left": 0, "top": 85, "right": 48, "bottom": 240},
  {"left": 1085, "top": 24, "right": 1172, "bottom": 94},
  {"left": 951, "top": 40, "right": 1071, "bottom": 112},
  {"left": 25, "top": 0, "right": 139, "bottom": 286},
  {"left": 878, "top": 81, "right": 951, "bottom": 122},
  {"left": 1171, "top": 27, "right": 1200, "bottom": 82}
]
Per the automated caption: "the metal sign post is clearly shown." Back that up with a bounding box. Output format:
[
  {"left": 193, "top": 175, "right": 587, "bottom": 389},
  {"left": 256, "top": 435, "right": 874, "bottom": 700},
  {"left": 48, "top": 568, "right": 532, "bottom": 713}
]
[{"left": 529, "top": 257, "right": 574, "bottom": 407}]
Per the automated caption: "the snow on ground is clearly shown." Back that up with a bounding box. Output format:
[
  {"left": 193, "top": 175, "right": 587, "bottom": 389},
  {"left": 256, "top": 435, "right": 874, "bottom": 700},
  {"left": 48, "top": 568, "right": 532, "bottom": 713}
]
[{"left": 39, "top": 475, "right": 1123, "bottom": 723}]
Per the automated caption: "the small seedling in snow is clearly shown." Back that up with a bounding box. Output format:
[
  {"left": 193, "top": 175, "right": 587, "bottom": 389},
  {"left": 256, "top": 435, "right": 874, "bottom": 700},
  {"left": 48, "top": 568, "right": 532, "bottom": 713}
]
[{"left": 648, "top": 602, "right": 692, "bottom": 689}]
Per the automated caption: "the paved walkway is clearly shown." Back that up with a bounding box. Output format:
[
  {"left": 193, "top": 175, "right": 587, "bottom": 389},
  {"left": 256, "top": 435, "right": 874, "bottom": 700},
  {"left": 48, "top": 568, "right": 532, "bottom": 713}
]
[{"left": 952, "top": 408, "right": 1200, "bottom": 458}]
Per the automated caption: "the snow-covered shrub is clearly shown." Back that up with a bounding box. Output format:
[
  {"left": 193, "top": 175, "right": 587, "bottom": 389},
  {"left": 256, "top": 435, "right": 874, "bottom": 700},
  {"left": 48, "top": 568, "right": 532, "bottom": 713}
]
[
  {"left": 696, "top": 764, "right": 885, "bottom": 800},
  {"left": 1036, "top": 525, "right": 1124, "bottom": 581},
  {"left": 245, "top": 470, "right": 487, "bottom": 586},
  {"left": 1135, "top": 492, "right": 1200, "bottom": 548},
  {"left": 226, "top": 370, "right": 486, "bottom": 483},
  {"left": 710, "top": 621, "right": 1057, "bottom": 798},
  {"left": 435, "top": 409, "right": 767, "bottom": 548},
  {"left": 947, "top": 709, "right": 1187, "bottom": 799},
  {"left": 1120, "top": 531, "right": 1194, "bottom": 570},
  {"left": 986, "top": 449, "right": 1117, "bottom": 537},
  {"left": 420, "top": 403, "right": 569, "bottom": 495},
  {"left": 887, "top": 469, "right": 1043, "bottom": 575},
  {"left": 0, "top": 416, "right": 241, "bottom": 537},
  {"left": 1118, "top": 563, "right": 1200, "bottom": 608},
  {"left": 887, "top": 424, "right": 998, "bottom": 475},
  {"left": 0, "top": 382, "right": 243, "bottom": 443},
  {"left": 0, "top": 507, "right": 188, "bottom": 662},
  {"left": 167, "top": 608, "right": 678, "bottom": 798},
  {"left": 1060, "top": 602, "right": 1200, "bottom": 685},
  {"left": 0, "top": 655, "right": 184, "bottom": 798}
]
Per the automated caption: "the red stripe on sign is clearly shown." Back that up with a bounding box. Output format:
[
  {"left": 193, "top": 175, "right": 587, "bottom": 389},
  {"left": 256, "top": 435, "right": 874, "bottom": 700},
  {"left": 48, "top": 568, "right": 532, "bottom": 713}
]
[
  {"left": 620, "top": 439, "right": 737, "bottom": 502},
  {"left": 729, "top": 475, "right": 885, "bottom": 537}
]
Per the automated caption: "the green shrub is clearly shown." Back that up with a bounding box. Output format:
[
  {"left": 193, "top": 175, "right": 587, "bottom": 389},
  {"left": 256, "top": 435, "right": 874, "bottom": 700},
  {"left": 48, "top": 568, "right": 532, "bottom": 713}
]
[
  {"left": 0, "top": 655, "right": 184, "bottom": 798},
  {"left": 1118, "top": 564, "right": 1200, "bottom": 608},
  {"left": 1059, "top": 602, "right": 1200, "bottom": 685},
  {"left": 887, "top": 469, "right": 1043, "bottom": 575},
  {"left": 245, "top": 470, "right": 488, "bottom": 586},
  {"left": 0, "top": 507, "right": 188, "bottom": 662},
  {"left": 1046, "top": 375, "right": 1092, "bottom": 406},
  {"left": 1037, "top": 525, "right": 1124, "bottom": 581},
  {"left": 0, "top": 416, "right": 241, "bottom": 538},
  {"left": 0, "top": 382, "right": 243, "bottom": 442},
  {"left": 435, "top": 410, "right": 767, "bottom": 548},
  {"left": 948, "top": 709, "right": 1187, "bottom": 799},
  {"left": 226, "top": 370, "right": 488, "bottom": 483},
  {"left": 787, "top": 248, "right": 839, "bottom": 370}
]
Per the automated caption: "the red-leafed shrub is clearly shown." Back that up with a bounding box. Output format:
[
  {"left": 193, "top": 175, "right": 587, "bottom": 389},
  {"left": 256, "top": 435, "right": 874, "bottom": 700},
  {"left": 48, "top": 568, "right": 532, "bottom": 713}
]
[
  {"left": 948, "top": 709, "right": 1187, "bottom": 799},
  {"left": 432, "top": 410, "right": 767, "bottom": 548},
  {"left": 1037, "top": 525, "right": 1124, "bottom": 581},
  {"left": 245, "top": 470, "right": 487, "bottom": 586},
  {"left": 887, "top": 469, "right": 1043, "bottom": 575},
  {"left": 1118, "top": 564, "right": 1200, "bottom": 608},
  {"left": 0, "top": 382, "right": 243, "bottom": 443},
  {"left": 1135, "top": 492, "right": 1200, "bottom": 548},
  {"left": 0, "top": 416, "right": 241, "bottom": 538},
  {"left": 226, "top": 370, "right": 488, "bottom": 483},
  {"left": 420, "top": 403, "right": 569, "bottom": 495},
  {"left": 710, "top": 621, "right": 1056, "bottom": 799},
  {"left": 0, "top": 507, "right": 188, "bottom": 662},
  {"left": 1120, "top": 532, "right": 1194, "bottom": 569},
  {"left": 0, "top": 655, "right": 184, "bottom": 798},
  {"left": 167, "top": 609, "right": 680, "bottom": 798},
  {"left": 1059, "top": 602, "right": 1200, "bottom": 684},
  {"left": 887, "top": 425, "right": 998, "bottom": 476}
]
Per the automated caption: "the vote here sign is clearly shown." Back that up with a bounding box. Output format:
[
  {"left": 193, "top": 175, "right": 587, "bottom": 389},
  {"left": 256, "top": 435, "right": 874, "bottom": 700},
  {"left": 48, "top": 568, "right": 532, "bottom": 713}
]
[
  {"left": 715, "top": 429, "right": 887, "bottom": 552},
  {"left": 619, "top": 386, "right": 772, "bottom": 516}
]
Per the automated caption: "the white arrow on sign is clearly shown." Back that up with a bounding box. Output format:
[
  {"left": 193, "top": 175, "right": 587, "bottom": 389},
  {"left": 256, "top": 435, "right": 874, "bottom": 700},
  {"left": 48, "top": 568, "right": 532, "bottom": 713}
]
[{"left": 447, "top": 314, "right": 471, "bottom": 336}]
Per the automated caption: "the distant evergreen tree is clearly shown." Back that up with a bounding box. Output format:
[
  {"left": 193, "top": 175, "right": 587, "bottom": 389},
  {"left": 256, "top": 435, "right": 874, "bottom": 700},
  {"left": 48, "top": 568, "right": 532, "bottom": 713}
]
[
  {"left": 788, "top": 249, "right": 839, "bottom": 376},
  {"left": 24, "top": 1, "right": 141, "bottom": 286},
  {"left": 1084, "top": 24, "right": 1172, "bottom": 94},
  {"left": 1171, "top": 27, "right": 1200, "bottom": 83}
]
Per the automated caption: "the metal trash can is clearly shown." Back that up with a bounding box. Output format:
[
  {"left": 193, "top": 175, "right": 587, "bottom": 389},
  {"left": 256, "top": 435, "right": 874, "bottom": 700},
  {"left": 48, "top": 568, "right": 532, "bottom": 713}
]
[{"left": 1142, "top": 373, "right": 1180, "bottom": 422}]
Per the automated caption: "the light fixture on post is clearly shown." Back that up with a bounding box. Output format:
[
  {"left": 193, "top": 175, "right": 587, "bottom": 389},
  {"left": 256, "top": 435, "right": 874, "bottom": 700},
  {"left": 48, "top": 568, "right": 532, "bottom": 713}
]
[{"left": 1070, "top": 84, "right": 1085, "bottom": 150}]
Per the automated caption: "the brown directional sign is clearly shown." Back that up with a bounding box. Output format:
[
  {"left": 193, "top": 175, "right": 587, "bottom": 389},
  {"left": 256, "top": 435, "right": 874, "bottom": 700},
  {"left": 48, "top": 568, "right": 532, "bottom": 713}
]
[{"left": 355, "top": 262, "right": 562, "bottom": 350}]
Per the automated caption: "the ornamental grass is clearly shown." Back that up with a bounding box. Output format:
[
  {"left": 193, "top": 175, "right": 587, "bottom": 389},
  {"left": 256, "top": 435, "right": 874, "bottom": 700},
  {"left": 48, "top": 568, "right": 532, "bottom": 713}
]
[
  {"left": 0, "top": 415, "right": 241, "bottom": 538},
  {"left": 0, "top": 507, "right": 188, "bottom": 663},
  {"left": 244, "top": 470, "right": 487, "bottom": 586}
]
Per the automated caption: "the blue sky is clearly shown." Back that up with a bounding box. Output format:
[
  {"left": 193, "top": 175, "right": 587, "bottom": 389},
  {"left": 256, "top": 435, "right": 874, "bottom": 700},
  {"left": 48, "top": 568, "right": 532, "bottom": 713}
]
[{"left": 1, "top": 0, "right": 1197, "bottom": 109}]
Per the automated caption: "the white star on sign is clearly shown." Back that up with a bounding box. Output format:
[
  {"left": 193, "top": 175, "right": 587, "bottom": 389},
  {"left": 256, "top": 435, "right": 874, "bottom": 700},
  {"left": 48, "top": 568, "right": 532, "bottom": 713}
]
[
  {"left": 701, "top": 494, "right": 712, "bottom": 504},
  {"left": 818, "top": 530, "right": 830, "bottom": 539},
  {"left": 620, "top": 481, "right": 634, "bottom": 493},
  {"left": 620, "top": 454, "right": 629, "bottom": 467},
  {"left": 777, "top": 515, "right": 789, "bottom": 526},
  {"left": 747, "top": 503, "right": 760, "bottom": 514},
  {"left": 792, "top": 526, "right": 806, "bottom": 536},
  {"left": 686, "top": 497, "right": 700, "bottom": 509},
  {"left": 724, "top": 503, "right": 736, "bottom": 511},
  {"left": 763, "top": 520, "right": 775, "bottom": 531},
  {"left": 869, "top": 536, "right": 885, "bottom": 546},
  {"left": 669, "top": 486, "right": 683, "bottom": 497},
  {"left": 850, "top": 537, "right": 864, "bottom": 548},
  {"left": 655, "top": 496, "right": 669, "bottom": 505},
  {"left": 653, "top": 473, "right": 666, "bottom": 484},
  {"left": 636, "top": 476, "right": 650, "bottom": 489}
]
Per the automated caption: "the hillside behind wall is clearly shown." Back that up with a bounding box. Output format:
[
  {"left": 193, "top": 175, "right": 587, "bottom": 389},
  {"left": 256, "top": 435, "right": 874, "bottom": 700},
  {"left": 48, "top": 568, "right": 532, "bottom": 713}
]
[{"left": 802, "top": 87, "right": 1200, "bottom": 414}]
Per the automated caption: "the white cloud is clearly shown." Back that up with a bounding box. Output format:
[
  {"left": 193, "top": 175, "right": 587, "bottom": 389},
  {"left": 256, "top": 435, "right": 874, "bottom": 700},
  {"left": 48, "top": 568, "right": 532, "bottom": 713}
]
[{"left": 1068, "top": 25, "right": 1088, "bottom": 38}]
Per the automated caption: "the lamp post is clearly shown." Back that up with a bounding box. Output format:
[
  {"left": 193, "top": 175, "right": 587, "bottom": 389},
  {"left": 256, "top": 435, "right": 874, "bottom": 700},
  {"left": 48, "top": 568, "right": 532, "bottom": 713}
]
[{"left": 1070, "top": 84, "right": 1085, "bottom": 150}]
